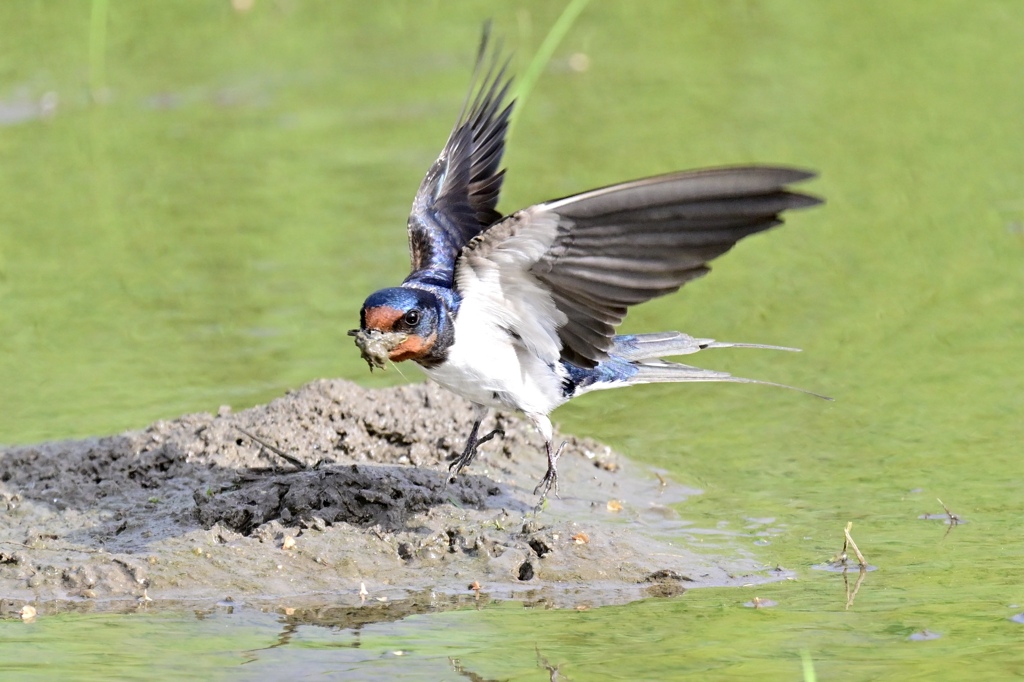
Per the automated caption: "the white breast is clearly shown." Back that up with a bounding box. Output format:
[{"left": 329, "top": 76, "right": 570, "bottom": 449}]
[{"left": 424, "top": 299, "right": 567, "bottom": 417}]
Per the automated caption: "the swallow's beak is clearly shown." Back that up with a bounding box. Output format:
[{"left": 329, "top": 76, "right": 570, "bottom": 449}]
[{"left": 348, "top": 328, "right": 409, "bottom": 371}]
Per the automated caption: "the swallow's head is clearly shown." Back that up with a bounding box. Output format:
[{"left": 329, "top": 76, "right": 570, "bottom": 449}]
[{"left": 349, "top": 287, "right": 441, "bottom": 370}]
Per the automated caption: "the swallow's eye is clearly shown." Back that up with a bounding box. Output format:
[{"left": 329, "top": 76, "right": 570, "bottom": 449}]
[{"left": 403, "top": 310, "right": 421, "bottom": 326}]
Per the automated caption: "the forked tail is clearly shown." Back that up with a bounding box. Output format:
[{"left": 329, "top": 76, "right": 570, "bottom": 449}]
[{"left": 563, "top": 331, "right": 831, "bottom": 400}]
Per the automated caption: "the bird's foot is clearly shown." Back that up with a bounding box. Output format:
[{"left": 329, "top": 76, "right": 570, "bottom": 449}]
[
  {"left": 447, "top": 424, "right": 504, "bottom": 483},
  {"left": 533, "top": 440, "right": 566, "bottom": 503}
]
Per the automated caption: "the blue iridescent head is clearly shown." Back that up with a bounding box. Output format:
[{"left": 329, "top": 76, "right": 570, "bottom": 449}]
[{"left": 349, "top": 286, "right": 445, "bottom": 368}]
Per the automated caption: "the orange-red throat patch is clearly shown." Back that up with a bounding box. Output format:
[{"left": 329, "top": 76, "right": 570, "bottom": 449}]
[{"left": 389, "top": 333, "right": 437, "bottom": 363}]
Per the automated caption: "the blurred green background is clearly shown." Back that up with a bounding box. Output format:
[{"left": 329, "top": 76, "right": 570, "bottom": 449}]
[{"left": 1, "top": 1, "right": 1023, "bottom": 679}]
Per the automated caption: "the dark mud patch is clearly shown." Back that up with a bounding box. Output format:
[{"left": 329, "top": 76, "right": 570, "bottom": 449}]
[{"left": 0, "top": 380, "right": 785, "bottom": 622}]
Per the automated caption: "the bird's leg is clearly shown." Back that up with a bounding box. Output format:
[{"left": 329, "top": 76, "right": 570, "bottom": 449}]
[
  {"left": 448, "top": 411, "right": 504, "bottom": 481},
  {"left": 533, "top": 440, "right": 566, "bottom": 502}
]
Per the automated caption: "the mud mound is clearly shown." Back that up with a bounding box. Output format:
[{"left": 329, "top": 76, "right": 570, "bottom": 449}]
[{"left": 0, "top": 380, "right": 783, "bottom": 621}]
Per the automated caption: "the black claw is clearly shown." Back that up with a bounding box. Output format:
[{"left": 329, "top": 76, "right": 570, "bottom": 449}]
[
  {"left": 533, "top": 440, "right": 566, "bottom": 502},
  {"left": 448, "top": 421, "right": 505, "bottom": 482},
  {"left": 477, "top": 427, "right": 504, "bottom": 446}
]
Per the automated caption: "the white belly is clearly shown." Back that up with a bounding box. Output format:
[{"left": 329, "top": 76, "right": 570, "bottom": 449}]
[{"left": 423, "top": 316, "right": 566, "bottom": 417}]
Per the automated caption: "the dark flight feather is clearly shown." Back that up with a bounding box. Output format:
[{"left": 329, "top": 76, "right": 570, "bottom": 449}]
[
  {"left": 530, "top": 166, "right": 821, "bottom": 366},
  {"left": 405, "top": 27, "right": 515, "bottom": 287}
]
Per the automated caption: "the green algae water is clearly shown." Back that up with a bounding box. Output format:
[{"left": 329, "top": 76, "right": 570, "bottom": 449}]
[{"left": 2, "top": 1, "right": 1024, "bottom": 679}]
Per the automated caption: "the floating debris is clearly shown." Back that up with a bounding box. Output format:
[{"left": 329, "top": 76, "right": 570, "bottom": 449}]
[
  {"left": 743, "top": 597, "right": 778, "bottom": 609},
  {"left": 816, "top": 522, "right": 876, "bottom": 572},
  {"left": 907, "top": 629, "right": 942, "bottom": 641}
]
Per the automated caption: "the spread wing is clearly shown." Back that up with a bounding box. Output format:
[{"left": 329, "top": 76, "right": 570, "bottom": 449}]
[
  {"left": 454, "top": 166, "right": 822, "bottom": 368},
  {"left": 405, "top": 27, "right": 514, "bottom": 288}
]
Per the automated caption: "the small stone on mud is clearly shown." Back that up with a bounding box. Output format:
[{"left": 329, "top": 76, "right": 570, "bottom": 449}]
[
  {"left": 528, "top": 537, "right": 552, "bottom": 557},
  {"left": 643, "top": 570, "right": 693, "bottom": 583}
]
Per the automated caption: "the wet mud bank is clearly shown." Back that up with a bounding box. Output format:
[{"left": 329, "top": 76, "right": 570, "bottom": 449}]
[{"left": 0, "top": 380, "right": 785, "bottom": 622}]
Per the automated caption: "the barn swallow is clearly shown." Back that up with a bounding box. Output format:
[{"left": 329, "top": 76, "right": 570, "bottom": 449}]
[{"left": 349, "top": 30, "right": 823, "bottom": 500}]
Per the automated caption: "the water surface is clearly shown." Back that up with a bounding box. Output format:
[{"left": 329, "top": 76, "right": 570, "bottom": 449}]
[{"left": 2, "top": 1, "right": 1023, "bottom": 679}]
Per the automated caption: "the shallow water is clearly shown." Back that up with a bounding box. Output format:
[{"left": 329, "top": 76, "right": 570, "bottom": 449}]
[{"left": 2, "top": 1, "right": 1024, "bottom": 679}]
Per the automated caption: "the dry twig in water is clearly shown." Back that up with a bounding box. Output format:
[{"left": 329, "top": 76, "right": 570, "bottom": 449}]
[
  {"left": 843, "top": 522, "right": 867, "bottom": 567},
  {"left": 831, "top": 521, "right": 867, "bottom": 568},
  {"left": 937, "top": 498, "right": 961, "bottom": 526}
]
